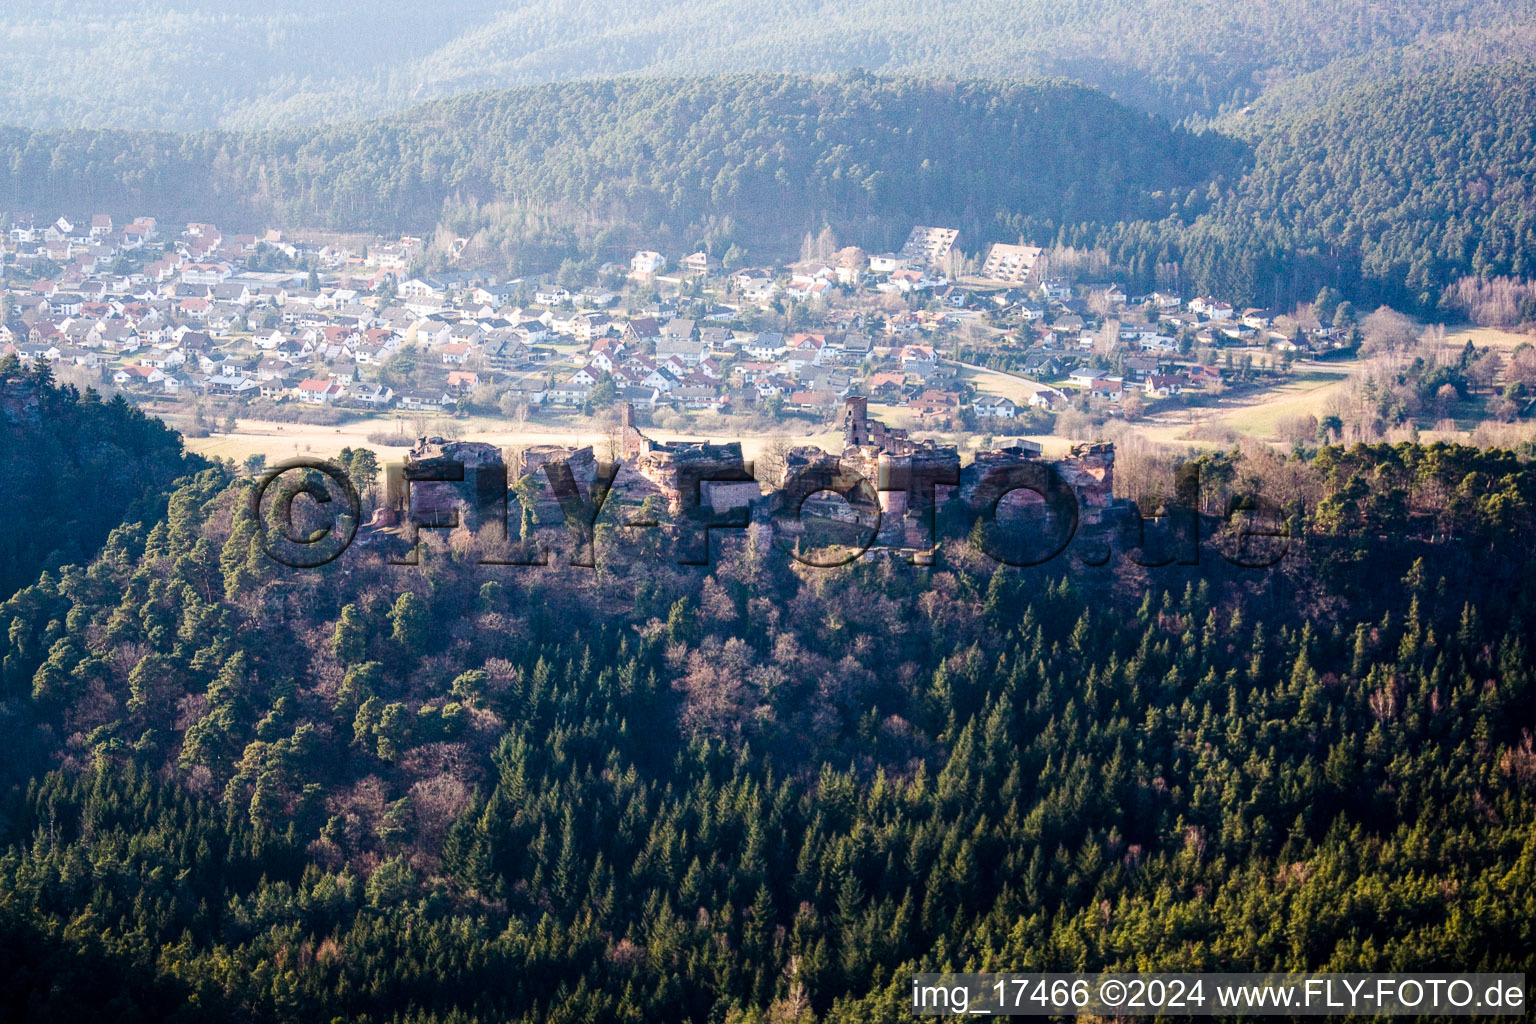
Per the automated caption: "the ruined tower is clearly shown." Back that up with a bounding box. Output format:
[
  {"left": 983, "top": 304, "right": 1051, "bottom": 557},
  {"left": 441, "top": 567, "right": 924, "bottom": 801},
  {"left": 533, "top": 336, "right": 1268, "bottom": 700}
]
[
  {"left": 842, "top": 396, "right": 909, "bottom": 453},
  {"left": 843, "top": 397, "right": 871, "bottom": 448}
]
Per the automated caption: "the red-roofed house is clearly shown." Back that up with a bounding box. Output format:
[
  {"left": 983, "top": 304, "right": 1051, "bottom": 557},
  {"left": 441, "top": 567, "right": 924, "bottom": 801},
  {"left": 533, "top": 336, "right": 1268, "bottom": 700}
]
[{"left": 295, "top": 378, "right": 344, "bottom": 404}]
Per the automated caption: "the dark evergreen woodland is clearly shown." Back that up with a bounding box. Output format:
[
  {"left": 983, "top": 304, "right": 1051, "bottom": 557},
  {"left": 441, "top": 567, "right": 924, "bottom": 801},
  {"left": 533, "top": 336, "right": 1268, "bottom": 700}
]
[
  {"left": 1, "top": 441, "right": 1535, "bottom": 1021},
  {"left": 0, "top": 356, "right": 200, "bottom": 599}
]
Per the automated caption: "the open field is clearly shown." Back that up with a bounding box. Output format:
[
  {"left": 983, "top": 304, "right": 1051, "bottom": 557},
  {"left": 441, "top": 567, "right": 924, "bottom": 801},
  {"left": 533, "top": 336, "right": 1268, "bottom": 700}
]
[
  {"left": 954, "top": 362, "right": 1059, "bottom": 404},
  {"left": 1206, "top": 368, "right": 1352, "bottom": 437},
  {"left": 1443, "top": 326, "right": 1533, "bottom": 351},
  {"left": 1130, "top": 360, "right": 1357, "bottom": 446},
  {"left": 176, "top": 411, "right": 848, "bottom": 466},
  {"left": 177, "top": 405, "right": 1079, "bottom": 469}
]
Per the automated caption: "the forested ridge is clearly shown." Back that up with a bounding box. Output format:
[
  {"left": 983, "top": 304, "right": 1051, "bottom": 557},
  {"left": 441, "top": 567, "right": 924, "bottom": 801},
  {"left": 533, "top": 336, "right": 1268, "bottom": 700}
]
[
  {"left": 1208, "top": 24, "right": 1536, "bottom": 127},
  {"left": 0, "top": 74, "right": 1229, "bottom": 263},
  {"left": 1035, "top": 60, "right": 1536, "bottom": 312},
  {"left": 5, "top": 63, "right": 1535, "bottom": 312},
  {"left": 2, "top": 440, "right": 1536, "bottom": 1021},
  {"left": 1184, "top": 61, "right": 1536, "bottom": 309},
  {"left": 1, "top": 0, "right": 1531, "bottom": 129},
  {"left": 0, "top": 357, "right": 201, "bottom": 600}
]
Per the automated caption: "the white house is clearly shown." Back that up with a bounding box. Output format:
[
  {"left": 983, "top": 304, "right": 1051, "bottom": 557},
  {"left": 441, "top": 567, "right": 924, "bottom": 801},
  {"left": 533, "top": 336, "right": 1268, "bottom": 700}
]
[
  {"left": 630, "top": 251, "right": 666, "bottom": 276},
  {"left": 973, "top": 395, "right": 1020, "bottom": 420},
  {"left": 397, "top": 278, "right": 443, "bottom": 301},
  {"left": 743, "top": 332, "right": 786, "bottom": 359},
  {"left": 181, "top": 262, "right": 233, "bottom": 286},
  {"left": 1191, "top": 297, "right": 1234, "bottom": 320},
  {"left": 899, "top": 345, "right": 937, "bottom": 369},
  {"left": 295, "top": 378, "right": 344, "bottom": 404},
  {"left": 206, "top": 375, "right": 258, "bottom": 396},
  {"left": 113, "top": 365, "right": 164, "bottom": 386},
  {"left": 1143, "top": 374, "right": 1185, "bottom": 398}
]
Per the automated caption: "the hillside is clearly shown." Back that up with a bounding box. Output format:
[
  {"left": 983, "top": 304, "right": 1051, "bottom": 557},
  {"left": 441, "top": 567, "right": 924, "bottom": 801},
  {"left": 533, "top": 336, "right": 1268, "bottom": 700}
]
[
  {"left": 0, "top": 357, "right": 202, "bottom": 599},
  {"left": 1, "top": 0, "right": 1531, "bottom": 130},
  {"left": 1209, "top": 24, "right": 1536, "bottom": 128},
  {"left": 1028, "top": 59, "right": 1536, "bottom": 310},
  {"left": 1198, "top": 60, "right": 1536, "bottom": 309},
  {"left": 1, "top": 443, "right": 1535, "bottom": 1020},
  {"left": 7, "top": 62, "right": 1535, "bottom": 312},
  {"left": 0, "top": 75, "right": 1234, "bottom": 264}
]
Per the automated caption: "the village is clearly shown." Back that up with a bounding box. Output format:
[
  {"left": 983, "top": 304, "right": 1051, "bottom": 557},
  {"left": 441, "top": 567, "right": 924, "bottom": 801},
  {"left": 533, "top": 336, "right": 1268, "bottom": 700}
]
[{"left": 0, "top": 214, "right": 1368, "bottom": 450}]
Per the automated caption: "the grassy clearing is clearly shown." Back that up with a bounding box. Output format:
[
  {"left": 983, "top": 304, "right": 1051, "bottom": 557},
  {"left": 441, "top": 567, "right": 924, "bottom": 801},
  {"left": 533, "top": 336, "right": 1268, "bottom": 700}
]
[
  {"left": 1127, "top": 360, "right": 1356, "bottom": 446},
  {"left": 1213, "top": 374, "right": 1351, "bottom": 439},
  {"left": 954, "top": 363, "right": 1057, "bottom": 404},
  {"left": 1443, "top": 326, "right": 1532, "bottom": 351},
  {"left": 178, "top": 412, "right": 848, "bottom": 465}
]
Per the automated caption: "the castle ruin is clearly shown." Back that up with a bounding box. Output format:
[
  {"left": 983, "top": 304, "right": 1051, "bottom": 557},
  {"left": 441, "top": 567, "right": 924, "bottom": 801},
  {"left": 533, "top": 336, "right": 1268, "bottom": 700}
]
[
  {"left": 379, "top": 402, "right": 1120, "bottom": 564},
  {"left": 383, "top": 436, "right": 507, "bottom": 532}
]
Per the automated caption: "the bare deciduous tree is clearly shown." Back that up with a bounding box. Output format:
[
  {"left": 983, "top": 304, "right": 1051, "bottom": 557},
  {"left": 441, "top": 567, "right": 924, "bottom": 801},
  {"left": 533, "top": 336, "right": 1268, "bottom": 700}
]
[{"left": 1361, "top": 306, "right": 1419, "bottom": 354}]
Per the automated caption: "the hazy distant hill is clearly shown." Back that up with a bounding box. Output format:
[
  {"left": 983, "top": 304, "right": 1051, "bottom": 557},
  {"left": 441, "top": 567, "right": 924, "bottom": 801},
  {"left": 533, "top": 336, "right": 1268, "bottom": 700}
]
[
  {"left": 1208, "top": 24, "right": 1536, "bottom": 130},
  {"left": 2, "top": 0, "right": 1532, "bottom": 130},
  {"left": 0, "top": 74, "right": 1233, "bottom": 262},
  {"left": 1060, "top": 58, "right": 1536, "bottom": 310},
  {"left": 1205, "top": 60, "right": 1536, "bottom": 307},
  {"left": 6, "top": 59, "right": 1535, "bottom": 312}
]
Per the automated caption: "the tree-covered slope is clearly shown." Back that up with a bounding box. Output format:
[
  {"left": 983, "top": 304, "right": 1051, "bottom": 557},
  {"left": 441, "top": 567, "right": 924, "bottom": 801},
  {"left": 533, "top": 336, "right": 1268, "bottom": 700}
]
[
  {"left": 1209, "top": 24, "right": 1536, "bottom": 127},
  {"left": 0, "top": 0, "right": 499, "bottom": 132},
  {"left": 1056, "top": 59, "right": 1536, "bottom": 310},
  {"left": 1221, "top": 60, "right": 1536, "bottom": 305},
  {"left": 1, "top": 0, "right": 1531, "bottom": 129},
  {"left": 0, "top": 357, "right": 202, "bottom": 600},
  {"left": 6, "top": 62, "right": 1533, "bottom": 310},
  {"left": 1, "top": 443, "right": 1535, "bottom": 1021},
  {"left": 0, "top": 74, "right": 1233, "bottom": 257}
]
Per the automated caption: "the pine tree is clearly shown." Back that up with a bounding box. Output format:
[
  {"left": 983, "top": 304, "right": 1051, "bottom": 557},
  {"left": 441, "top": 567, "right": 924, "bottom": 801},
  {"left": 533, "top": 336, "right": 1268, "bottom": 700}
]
[
  {"left": 388, "top": 592, "right": 430, "bottom": 654},
  {"left": 330, "top": 603, "right": 367, "bottom": 664}
]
